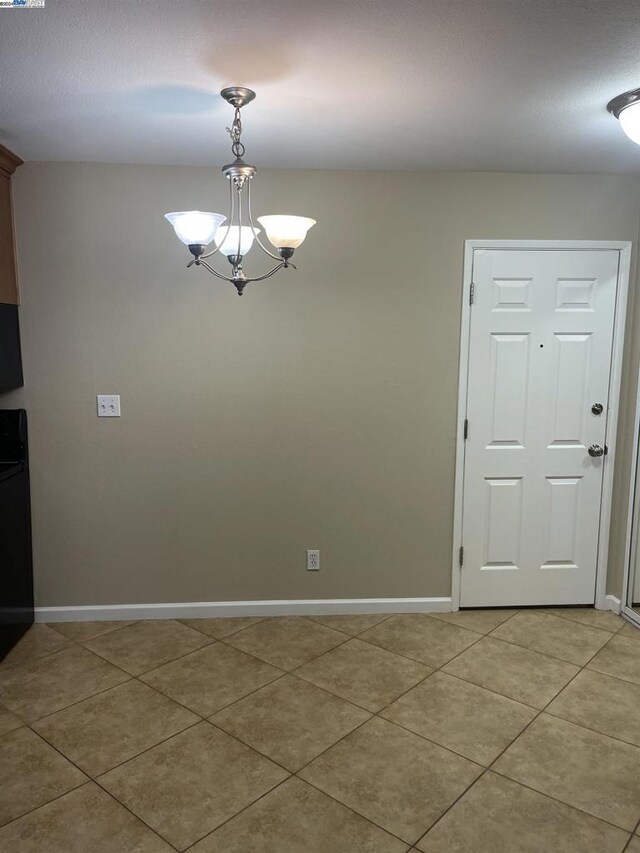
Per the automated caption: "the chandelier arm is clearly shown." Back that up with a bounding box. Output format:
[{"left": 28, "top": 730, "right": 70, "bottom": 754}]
[
  {"left": 198, "top": 259, "right": 234, "bottom": 283},
  {"left": 235, "top": 181, "right": 243, "bottom": 258},
  {"left": 200, "top": 180, "right": 235, "bottom": 260},
  {"left": 247, "top": 179, "right": 281, "bottom": 261},
  {"left": 244, "top": 262, "right": 286, "bottom": 283}
]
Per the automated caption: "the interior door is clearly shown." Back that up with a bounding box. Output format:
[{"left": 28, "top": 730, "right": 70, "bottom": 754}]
[{"left": 460, "top": 248, "right": 620, "bottom": 607}]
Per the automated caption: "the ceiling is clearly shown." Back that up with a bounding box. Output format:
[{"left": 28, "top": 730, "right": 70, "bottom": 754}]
[{"left": 2, "top": 0, "right": 640, "bottom": 172}]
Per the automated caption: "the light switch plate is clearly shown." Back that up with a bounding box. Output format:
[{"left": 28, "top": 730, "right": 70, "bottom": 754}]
[{"left": 97, "top": 395, "right": 120, "bottom": 417}]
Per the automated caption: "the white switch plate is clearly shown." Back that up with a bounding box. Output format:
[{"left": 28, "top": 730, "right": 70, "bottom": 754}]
[
  {"left": 97, "top": 395, "right": 121, "bottom": 417},
  {"left": 306, "top": 549, "right": 320, "bottom": 571}
]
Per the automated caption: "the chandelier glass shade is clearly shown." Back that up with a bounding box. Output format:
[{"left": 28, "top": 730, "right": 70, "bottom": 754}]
[
  {"left": 165, "top": 86, "right": 316, "bottom": 296},
  {"left": 164, "top": 211, "right": 226, "bottom": 246},
  {"left": 607, "top": 88, "right": 640, "bottom": 145}
]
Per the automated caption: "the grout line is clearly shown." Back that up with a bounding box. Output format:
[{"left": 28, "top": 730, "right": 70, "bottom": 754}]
[
  {"left": 176, "top": 774, "right": 295, "bottom": 851},
  {"left": 1, "top": 676, "right": 136, "bottom": 731},
  {"left": 216, "top": 621, "right": 359, "bottom": 671},
  {"left": 483, "top": 622, "right": 613, "bottom": 668},
  {"left": 139, "top": 660, "right": 289, "bottom": 720},
  {"left": 0, "top": 732, "right": 179, "bottom": 850},
  {"left": 80, "top": 634, "right": 217, "bottom": 679},
  {"left": 174, "top": 615, "right": 268, "bottom": 642},
  {"left": 3, "top": 741, "right": 179, "bottom": 850},
  {"left": 0, "top": 767, "right": 90, "bottom": 832},
  {"left": 46, "top": 620, "right": 141, "bottom": 644},
  {"left": 0, "top": 628, "right": 92, "bottom": 675},
  {"left": 537, "top": 609, "right": 627, "bottom": 636},
  {"left": 291, "top": 772, "right": 417, "bottom": 847},
  {"left": 91, "top": 774, "right": 183, "bottom": 851},
  {"left": 623, "top": 816, "right": 640, "bottom": 851},
  {"left": 543, "top": 704, "right": 640, "bottom": 753}
]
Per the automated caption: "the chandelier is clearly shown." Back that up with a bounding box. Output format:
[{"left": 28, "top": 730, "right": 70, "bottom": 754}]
[{"left": 164, "top": 86, "right": 316, "bottom": 296}]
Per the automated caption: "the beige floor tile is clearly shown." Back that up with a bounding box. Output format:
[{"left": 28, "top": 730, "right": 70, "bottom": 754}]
[
  {"left": 0, "top": 646, "right": 130, "bottom": 722},
  {"left": 296, "top": 638, "right": 430, "bottom": 712},
  {"left": 493, "top": 713, "right": 640, "bottom": 830},
  {"left": 0, "top": 728, "right": 86, "bottom": 826},
  {"left": 211, "top": 674, "right": 370, "bottom": 771},
  {"left": 50, "top": 620, "right": 137, "bottom": 643},
  {"left": 429, "top": 609, "right": 518, "bottom": 634},
  {"left": 381, "top": 671, "right": 535, "bottom": 765},
  {"left": 543, "top": 607, "right": 625, "bottom": 633},
  {"left": 587, "top": 635, "right": 640, "bottom": 685},
  {"left": 0, "top": 782, "right": 174, "bottom": 852},
  {"left": 443, "top": 636, "right": 579, "bottom": 708},
  {"left": 179, "top": 616, "right": 264, "bottom": 639},
  {"left": 99, "top": 721, "right": 287, "bottom": 850},
  {"left": 359, "top": 614, "right": 480, "bottom": 668},
  {"left": 628, "top": 839, "right": 640, "bottom": 852},
  {"left": 33, "top": 680, "right": 199, "bottom": 776},
  {"left": 619, "top": 621, "right": 640, "bottom": 640},
  {"left": 85, "top": 619, "right": 212, "bottom": 675},
  {"left": 547, "top": 669, "right": 640, "bottom": 746},
  {"left": 417, "top": 771, "right": 629, "bottom": 853},
  {"left": 299, "top": 716, "right": 482, "bottom": 844},
  {"left": 140, "top": 642, "right": 282, "bottom": 716},
  {"left": 0, "top": 624, "right": 73, "bottom": 669},
  {"left": 0, "top": 703, "right": 23, "bottom": 735},
  {"left": 490, "top": 611, "right": 610, "bottom": 665},
  {"left": 225, "top": 617, "right": 346, "bottom": 670},
  {"left": 190, "top": 777, "right": 408, "bottom": 853},
  {"left": 308, "top": 614, "right": 391, "bottom": 636}
]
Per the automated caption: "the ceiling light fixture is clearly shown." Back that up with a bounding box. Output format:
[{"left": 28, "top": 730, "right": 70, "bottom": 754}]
[
  {"left": 607, "top": 87, "right": 640, "bottom": 145},
  {"left": 165, "top": 87, "right": 316, "bottom": 296}
]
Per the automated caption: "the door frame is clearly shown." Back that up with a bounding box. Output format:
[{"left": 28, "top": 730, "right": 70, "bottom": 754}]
[
  {"left": 620, "top": 350, "right": 640, "bottom": 628},
  {"left": 451, "top": 239, "right": 632, "bottom": 612}
]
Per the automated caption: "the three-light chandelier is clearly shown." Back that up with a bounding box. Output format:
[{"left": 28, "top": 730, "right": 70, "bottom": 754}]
[{"left": 165, "top": 86, "right": 316, "bottom": 296}]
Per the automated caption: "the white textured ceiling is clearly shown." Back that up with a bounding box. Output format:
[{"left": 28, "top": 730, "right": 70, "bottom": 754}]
[{"left": 1, "top": 0, "right": 640, "bottom": 172}]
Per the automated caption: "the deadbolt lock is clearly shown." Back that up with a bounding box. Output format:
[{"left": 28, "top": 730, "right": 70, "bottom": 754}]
[{"left": 591, "top": 403, "right": 604, "bottom": 415}]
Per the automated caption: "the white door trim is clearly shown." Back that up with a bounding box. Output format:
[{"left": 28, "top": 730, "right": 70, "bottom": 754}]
[
  {"left": 452, "top": 240, "right": 632, "bottom": 611},
  {"left": 621, "top": 332, "right": 640, "bottom": 626}
]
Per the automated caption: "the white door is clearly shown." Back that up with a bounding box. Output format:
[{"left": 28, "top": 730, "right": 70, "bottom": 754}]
[{"left": 460, "top": 248, "right": 620, "bottom": 607}]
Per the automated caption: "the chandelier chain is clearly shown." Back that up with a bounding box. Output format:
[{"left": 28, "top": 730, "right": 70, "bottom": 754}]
[{"left": 226, "top": 106, "right": 246, "bottom": 159}]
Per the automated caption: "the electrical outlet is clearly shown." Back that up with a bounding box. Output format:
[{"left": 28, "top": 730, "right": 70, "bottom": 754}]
[
  {"left": 306, "top": 549, "right": 320, "bottom": 571},
  {"left": 97, "top": 395, "right": 121, "bottom": 417}
]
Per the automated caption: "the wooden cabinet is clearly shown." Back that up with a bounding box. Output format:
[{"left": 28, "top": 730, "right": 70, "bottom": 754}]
[{"left": 0, "top": 145, "right": 23, "bottom": 305}]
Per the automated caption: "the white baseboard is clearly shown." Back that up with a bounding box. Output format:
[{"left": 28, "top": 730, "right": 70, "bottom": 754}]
[
  {"left": 34, "top": 597, "right": 453, "bottom": 623},
  {"left": 602, "top": 594, "right": 622, "bottom": 614}
]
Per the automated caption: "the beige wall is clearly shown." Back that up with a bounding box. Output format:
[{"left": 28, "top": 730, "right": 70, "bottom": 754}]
[{"left": 3, "top": 163, "right": 640, "bottom": 607}]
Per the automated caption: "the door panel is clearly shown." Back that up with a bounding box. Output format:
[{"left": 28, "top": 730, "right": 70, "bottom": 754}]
[{"left": 461, "top": 249, "right": 619, "bottom": 607}]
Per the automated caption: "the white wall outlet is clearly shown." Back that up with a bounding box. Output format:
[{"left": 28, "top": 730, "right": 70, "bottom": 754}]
[
  {"left": 306, "top": 549, "right": 320, "bottom": 571},
  {"left": 97, "top": 395, "right": 121, "bottom": 417}
]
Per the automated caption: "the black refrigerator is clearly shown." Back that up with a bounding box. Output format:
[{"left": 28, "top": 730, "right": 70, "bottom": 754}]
[{"left": 0, "top": 409, "right": 34, "bottom": 659}]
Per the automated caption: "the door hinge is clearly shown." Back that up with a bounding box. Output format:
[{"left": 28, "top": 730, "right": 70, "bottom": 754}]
[
  {"left": 459, "top": 545, "right": 464, "bottom": 568},
  {"left": 469, "top": 282, "right": 475, "bottom": 305},
  {"left": 464, "top": 418, "right": 469, "bottom": 440}
]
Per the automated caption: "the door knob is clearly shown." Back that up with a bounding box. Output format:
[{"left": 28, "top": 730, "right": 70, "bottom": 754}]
[
  {"left": 588, "top": 444, "right": 604, "bottom": 458},
  {"left": 591, "top": 403, "right": 604, "bottom": 415}
]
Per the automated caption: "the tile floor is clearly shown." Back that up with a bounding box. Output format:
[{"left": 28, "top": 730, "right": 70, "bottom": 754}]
[{"left": 0, "top": 608, "right": 639, "bottom": 851}]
